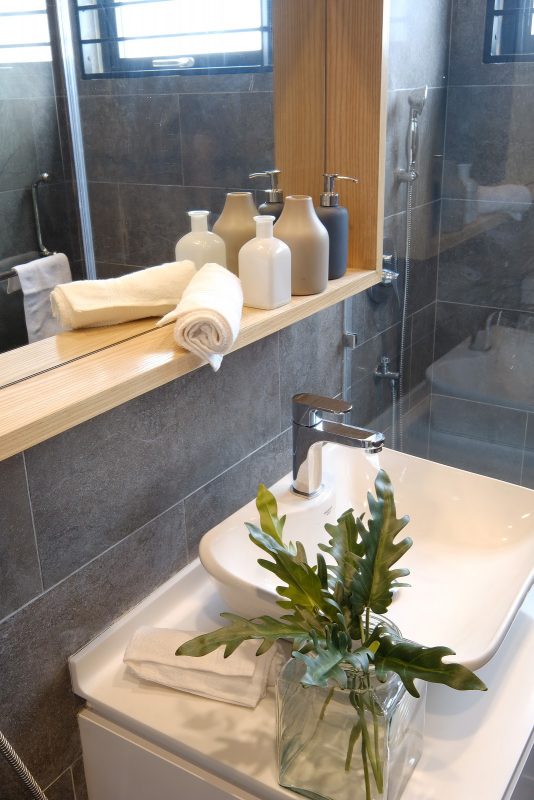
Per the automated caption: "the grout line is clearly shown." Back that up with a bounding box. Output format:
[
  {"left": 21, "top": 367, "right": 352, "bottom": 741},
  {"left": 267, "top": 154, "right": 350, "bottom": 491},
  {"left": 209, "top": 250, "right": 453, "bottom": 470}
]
[
  {"left": 519, "top": 414, "right": 529, "bottom": 486},
  {"left": 276, "top": 331, "right": 283, "bottom": 434},
  {"left": 22, "top": 452, "right": 44, "bottom": 594},
  {"left": 44, "top": 764, "right": 72, "bottom": 792},
  {"left": 70, "top": 763, "right": 78, "bottom": 800},
  {"left": 177, "top": 92, "right": 185, "bottom": 186},
  {"left": 431, "top": 391, "right": 530, "bottom": 417}
]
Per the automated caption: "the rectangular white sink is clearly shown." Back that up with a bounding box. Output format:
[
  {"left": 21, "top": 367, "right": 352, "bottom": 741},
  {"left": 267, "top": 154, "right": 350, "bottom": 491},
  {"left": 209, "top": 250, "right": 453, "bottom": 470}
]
[{"left": 199, "top": 444, "right": 534, "bottom": 669}]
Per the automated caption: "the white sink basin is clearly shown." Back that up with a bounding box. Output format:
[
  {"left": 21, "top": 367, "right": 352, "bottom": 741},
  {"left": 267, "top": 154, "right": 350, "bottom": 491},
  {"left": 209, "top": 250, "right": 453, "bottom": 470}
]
[{"left": 199, "top": 444, "right": 534, "bottom": 669}]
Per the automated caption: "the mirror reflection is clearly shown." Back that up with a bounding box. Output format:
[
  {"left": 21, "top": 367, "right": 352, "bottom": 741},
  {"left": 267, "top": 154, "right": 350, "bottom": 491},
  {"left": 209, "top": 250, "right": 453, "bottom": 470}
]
[{"left": 0, "top": 0, "right": 273, "bottom": 361}]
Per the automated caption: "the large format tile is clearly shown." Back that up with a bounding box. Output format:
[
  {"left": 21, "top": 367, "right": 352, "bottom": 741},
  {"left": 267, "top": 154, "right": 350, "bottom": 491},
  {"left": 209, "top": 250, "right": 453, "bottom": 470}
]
[
  {"left": 428, "top": 425, "right": 524, "bottom": 484},
  {"left": 0, "top": 62, "right": 55, "bottom": 101},
  {"left": 0, "top": 502, "right": 187, "bottom": 790},
  {"left": 430, "top": 393, "right": 528, "bottom": 448},
  {"left": 438, "top": 202, "right": 533, "bottom": 311},
  {"left": 180, "top": 92, "right": 273, "bottom": 189},
  {"left": 46, "top": 769, "right": 75, "bottom": 800},
  {"left": 80, "top": 94, "right": 182, "bottom": 185},
  {"left": 0, "top": 455, "right": 42, "bottom": 620},
  {"left": 0, "top": 189, "right": 36, "bottom": 261},
  {"left": 449, "top": 0, "right": 534, "bottom": 87},
  {"left": 433, "top": 301, "right": 495, "bottom": 361},
  {"left": 88, "top": 182, "right": 126, "bottom": 264},
  {"left": 388, "top": 0, "right": 452, "bottom": 91},
  {"left": 72, "top": 757, "right": 89, "bottom": 800},
  {"left": 522, "top": 414, "right": 534, "bottom": 490},
  {"left": 76, "top": 68, "right": 265, "bottom": 98},
  {"left": 120, "top": 183, "right": 227, "bottom": 267},
  {"left": 31, "top": 96, "right": 64, "bottom": 183},
  {"left": 0, "top": 99, "right": 38, "bottom": 192},
  {"left": 0, "top": 280, "right": 28, "bottom": 353},
  {"left": 184, "top": 429, "right": 292, "bottom": 558},
  {"left": 444, "top": 86, "right": 534, "bottom": 188},
  {"left": 279, "top": 303, "right": 344, "bottom": 427},
  {"left": 27, "top": 335, "right": 280, "bottom": 585}
]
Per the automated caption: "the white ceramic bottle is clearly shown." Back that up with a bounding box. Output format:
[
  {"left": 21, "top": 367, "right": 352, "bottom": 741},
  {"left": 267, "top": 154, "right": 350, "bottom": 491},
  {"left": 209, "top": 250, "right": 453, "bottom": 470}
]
[
  {"left": 175, "top": 210, "right": 226, "bottom": 270},
  {"left": 238, "top": 215, "right": 291, "bottom": 310}
]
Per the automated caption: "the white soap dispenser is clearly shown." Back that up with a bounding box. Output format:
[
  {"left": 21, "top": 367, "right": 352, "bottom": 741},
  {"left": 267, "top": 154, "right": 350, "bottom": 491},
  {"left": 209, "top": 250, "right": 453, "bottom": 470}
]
[
  {"left": 238, "top": 215, "right": 291, "bottom": 310},
  {"left": 175, "top": 210, "right": 226, "bottom": 270}
]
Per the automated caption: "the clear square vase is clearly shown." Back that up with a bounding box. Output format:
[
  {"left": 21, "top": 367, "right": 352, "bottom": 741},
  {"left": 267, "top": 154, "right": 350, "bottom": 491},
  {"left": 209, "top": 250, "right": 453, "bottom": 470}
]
[{"left": 276, "top": 657, "right": 426, "bottom": 800}]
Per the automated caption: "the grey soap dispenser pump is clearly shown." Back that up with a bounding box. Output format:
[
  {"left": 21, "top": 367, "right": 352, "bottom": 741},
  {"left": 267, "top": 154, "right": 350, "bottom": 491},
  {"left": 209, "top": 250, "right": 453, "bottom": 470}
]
[
  {"left": 249, "top": 169, "right": 284, "bottom": 221},
  {"left": 316, "top": 173, "right": 358, "bottom": 279}
]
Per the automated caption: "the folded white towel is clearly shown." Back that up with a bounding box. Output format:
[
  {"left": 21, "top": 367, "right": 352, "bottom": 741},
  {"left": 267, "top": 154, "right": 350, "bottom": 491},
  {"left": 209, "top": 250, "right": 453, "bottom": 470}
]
[
  {"left": 157, "top": 263, "right": 243, "bottom": 372},
  {"left": 124, "top": 627, "right": 285, "bottom": 708},
  {"left": 477, "top": 184, "right": 532, "bottom": 221},
  {"left": 50, "top": 260, "right": 197, "bottom": 330},
  {"left": 7, "top": 253, "right": 72, "bottom": 343}
]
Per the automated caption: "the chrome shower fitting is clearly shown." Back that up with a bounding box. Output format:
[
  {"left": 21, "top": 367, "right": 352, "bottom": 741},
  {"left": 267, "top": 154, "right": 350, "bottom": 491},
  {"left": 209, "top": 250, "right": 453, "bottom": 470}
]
[{"left": 396, "top": 85, "right": 428, "bottom": 183}]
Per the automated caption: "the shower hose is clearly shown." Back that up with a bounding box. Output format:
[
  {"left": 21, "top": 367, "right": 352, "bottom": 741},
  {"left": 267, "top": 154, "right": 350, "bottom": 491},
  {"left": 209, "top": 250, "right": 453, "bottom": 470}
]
[
  {"left": 397, "top": 180, "right": 415, "bottom": 452},
  {"left": 0, "top": 730, "right": 49, "bottom": 800}
]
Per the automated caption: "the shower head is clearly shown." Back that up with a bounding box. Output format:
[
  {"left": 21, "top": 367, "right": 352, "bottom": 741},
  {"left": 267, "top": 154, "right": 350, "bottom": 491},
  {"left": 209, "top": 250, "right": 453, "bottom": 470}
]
[{"left": 408, "top": 86, "right": 428, "bottom": 117}]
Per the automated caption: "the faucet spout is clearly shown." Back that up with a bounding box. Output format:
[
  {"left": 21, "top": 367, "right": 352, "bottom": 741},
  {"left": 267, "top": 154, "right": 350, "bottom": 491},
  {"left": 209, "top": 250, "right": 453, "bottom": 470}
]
[{"left": 291, "top": 393, "right": 385, "bottom": 498}]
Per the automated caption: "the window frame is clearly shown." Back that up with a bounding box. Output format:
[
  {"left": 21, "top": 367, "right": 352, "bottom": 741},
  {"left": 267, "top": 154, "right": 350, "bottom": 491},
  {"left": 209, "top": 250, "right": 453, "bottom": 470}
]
[
  {"left": 75, "top": 0, "right": 272, "bottom": 80},
  {"left": 484, "top": 0, "right": 534, "bottom": 63}
]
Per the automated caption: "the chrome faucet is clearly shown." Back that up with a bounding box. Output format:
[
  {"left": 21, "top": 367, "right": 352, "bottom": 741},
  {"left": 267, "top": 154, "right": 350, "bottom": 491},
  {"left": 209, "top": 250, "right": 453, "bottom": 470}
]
[{"left": 292, "top": 393, "right": 385, "bottom": 498}]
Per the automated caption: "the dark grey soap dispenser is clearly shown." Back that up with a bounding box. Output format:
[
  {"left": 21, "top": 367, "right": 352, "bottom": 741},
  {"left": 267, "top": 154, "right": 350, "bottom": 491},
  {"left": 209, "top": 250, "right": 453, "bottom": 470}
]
[
  {"left": 249, "top": 169, "right": 284, "bottom": 221},
  {"left": 316, "top": 173, "right": 358, "bottom": 279}
]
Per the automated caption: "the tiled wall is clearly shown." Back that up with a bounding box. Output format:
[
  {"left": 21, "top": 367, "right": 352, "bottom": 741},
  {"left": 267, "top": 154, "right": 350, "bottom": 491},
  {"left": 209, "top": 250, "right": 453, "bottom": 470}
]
[
  {"left": 347, "top": 0, "right": 452, "bottom": 458},
  {"left": 77, "top": 71, "right": 273, "bottom": 277},
  {"left": 431, "top": 0, "right": 534, "bottom": 487},
  {"left": 0, "top": 305, "right": 343, "bottom": 799}
]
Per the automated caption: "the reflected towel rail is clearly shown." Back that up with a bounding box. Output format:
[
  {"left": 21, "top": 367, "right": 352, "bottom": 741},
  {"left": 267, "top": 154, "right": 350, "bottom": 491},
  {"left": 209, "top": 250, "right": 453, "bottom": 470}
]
[{"left": 0, "top": 173, "right": 53, "bottom": 282}]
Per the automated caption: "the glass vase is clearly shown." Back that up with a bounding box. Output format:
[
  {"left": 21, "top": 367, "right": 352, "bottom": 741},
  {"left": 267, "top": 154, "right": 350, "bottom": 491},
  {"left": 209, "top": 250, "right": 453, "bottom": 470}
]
[{"left": 276, "top": 657, "right": 426, "bottom": 800}]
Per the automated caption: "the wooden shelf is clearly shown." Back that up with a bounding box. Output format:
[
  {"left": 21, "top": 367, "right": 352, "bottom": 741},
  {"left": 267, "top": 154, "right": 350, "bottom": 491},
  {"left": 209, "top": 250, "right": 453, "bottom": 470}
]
[{"left": 0, "top": 268, "right": 378, "bottom": 461}]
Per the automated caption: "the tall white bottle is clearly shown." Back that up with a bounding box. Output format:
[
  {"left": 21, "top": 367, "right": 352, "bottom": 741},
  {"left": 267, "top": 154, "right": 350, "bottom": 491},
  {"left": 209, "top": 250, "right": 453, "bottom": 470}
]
[
  {"left": 238, "top": 215, "right": 291, "bottom": 310},
  {"left": 175, "top": 210, "right": 226, "bottom": 270}
]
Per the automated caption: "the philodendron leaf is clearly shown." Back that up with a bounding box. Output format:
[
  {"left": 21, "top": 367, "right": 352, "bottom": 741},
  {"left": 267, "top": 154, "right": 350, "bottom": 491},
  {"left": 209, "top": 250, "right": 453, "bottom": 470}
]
[
  {"left": 246, "top": 525, "right": 338, "bottom": 620},
  {"left": 320, "top": 508, "right": 364, "bottom": 593},
  {"left": 176, "top": 613, "right": 310, "bottom": 659},
  {"left": 351, "top": 469, "right": 413, "bottom": 616},
  {"left": 256, "top": 483, "right": 286, "bottom": 545},
  {"left": 369, "top": 625, "right": 488, "bottom": 698},
  {"left": 293, "top": 627, "right": 373, "bottom": 689}
]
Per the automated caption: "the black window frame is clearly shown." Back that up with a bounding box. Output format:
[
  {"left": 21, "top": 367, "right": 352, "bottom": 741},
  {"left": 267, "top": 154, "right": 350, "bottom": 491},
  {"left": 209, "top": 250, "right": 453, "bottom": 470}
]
[
  {"left": 484, "top": 0, "right": 534, "bottom": 63},
  {"left": 75, "top": 0, "right": 272, "bottom": 80}
]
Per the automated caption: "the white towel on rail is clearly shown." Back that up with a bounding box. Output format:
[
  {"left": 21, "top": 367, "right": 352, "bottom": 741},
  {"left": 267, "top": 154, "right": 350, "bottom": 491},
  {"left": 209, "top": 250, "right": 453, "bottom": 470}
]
[
  {"left": 124, "top": 627, "right": 285, "bottom": 708},
  {"left": 50, "top": 260, "right": 196, "bottom": 329},
  {"left": 157, "top": 262, "right": 243, "bottom": 372},
  {"left": 8, "top": 253, "right": 71, "bottom": 342}
]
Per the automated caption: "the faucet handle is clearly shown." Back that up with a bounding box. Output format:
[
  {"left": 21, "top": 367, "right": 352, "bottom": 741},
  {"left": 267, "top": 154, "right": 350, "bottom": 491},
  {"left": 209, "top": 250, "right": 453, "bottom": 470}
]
[{"left": 292, "top": 393, "right": 352, "bottom": 427}]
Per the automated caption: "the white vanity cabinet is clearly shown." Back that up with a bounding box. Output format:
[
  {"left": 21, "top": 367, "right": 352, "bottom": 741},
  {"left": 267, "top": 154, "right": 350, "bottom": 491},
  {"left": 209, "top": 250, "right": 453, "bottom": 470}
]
[{"left": 70, "top": 562, "right": 534, "bottom": 800}]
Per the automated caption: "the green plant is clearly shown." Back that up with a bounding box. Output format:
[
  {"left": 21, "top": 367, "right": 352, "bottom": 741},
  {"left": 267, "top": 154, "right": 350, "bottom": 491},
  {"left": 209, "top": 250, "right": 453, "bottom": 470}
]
[{"left": 177, "top": 470, "right": 486, "bottom": 799}]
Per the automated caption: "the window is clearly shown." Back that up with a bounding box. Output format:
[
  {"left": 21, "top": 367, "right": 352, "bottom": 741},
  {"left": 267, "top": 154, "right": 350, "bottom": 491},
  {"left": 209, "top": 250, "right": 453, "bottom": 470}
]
[
  {"left": 75, "top": 0, "right": 272, "bottom": 79},
  {"left": 484, "top": 0, "right": 534, "bottom": 62},
  {"left": 0, "top": 0, "right": 51, "bottom": 64}
]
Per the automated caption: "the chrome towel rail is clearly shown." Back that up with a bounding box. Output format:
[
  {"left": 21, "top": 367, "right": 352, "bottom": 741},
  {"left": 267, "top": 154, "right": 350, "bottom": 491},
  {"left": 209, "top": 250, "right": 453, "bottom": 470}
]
[{"left": 0, "top": 173, "right": 53, "bottom": 281}]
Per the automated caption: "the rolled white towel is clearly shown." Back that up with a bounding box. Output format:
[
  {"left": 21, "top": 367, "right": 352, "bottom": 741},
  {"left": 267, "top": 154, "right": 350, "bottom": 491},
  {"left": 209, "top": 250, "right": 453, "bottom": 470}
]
[
  {"left": 50, "top": 260, "right": 196, "bottom": 330},
  {"left": 124, "top": 627, "right": 285, "bottom": 708},
  {"left": 157, "top": 262, "right": 243, "bottom": 372}
]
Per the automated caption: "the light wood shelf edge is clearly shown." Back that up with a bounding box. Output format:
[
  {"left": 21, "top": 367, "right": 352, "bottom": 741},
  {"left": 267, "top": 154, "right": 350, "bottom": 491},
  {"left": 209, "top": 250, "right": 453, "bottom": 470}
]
[{"left": 0, "top": 269, "right": 378, "bottom": 461}]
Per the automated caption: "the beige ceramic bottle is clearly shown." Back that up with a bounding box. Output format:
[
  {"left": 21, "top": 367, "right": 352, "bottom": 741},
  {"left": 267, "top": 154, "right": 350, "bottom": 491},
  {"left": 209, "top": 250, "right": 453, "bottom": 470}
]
[
  {"left": 213, "top": 192, "right": 258, "bottom": 275},
  {"left": 274, "top": 195, "right": 329, "bottom": 295}
]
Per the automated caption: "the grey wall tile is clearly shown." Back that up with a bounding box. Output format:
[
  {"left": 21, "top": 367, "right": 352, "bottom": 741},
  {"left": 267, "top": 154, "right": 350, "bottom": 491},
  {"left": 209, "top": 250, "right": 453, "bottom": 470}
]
[
  {"left": 31, "top": 97, "right": 64, "bottom": 182},
  {"left": 185, "top": 429, "right": 292, "bottom": 558},
  {"left": 120, "top": 183, "right": 227, "bottom": 267},
  {"left": 80, "top": 94, "right": 182, "bottom": 185},
  {"left": 27, "top": 335, "right": 280, "bottom": 585},
  {"left": 349, "top": 323, "right": 401, "bottom": 428},
  {"left": 438, "top": 202, "right": 533, "bottom": 311},
  {"left": 279, "top": 303, "right": 344, "bottom": 427},
  {"left": 0, "top": 280, "right": 28, "bottom": 353},
  {"left": 0, "top": 501, "right": 187, "bottom": 790},
  {"left": 388, "top": 0, "right": 452, "bottom": 90},
  {"left": 429, "top": 425, "right": 524, "bottom": 484},
  {"left": 444, "top": 86, "right": 534, "bottom": 187},
  {"left": 403, "top": 396, "right": 431, "bottom": 459},
  {"left": 46, "top": 769, "right": 75, "bottom": 800},
  {"left": 0, "top": 99, "right": 37, "bottom": 192},
  {"left": 0, "top": 63, "right": 55, "bottom": 101},
  {"left": 430, "top": 394, "right": 527, "bottom": 448},
  {"left": 449, "top": 0, "right": 534, "bottom": 87},
  {"left": 180, "top": 92, "right": 273, "bottom": 189},
  {"left": 434, "top": 301, "right": 494, "bottom": 361},
  {"left": 522, "top": 414, "right": 534, "bottom": 489},
  {"left": 77, "top": 71, "right": 260, "bottom": 98},
  {"left": 72, "top": 757, "right": 88, "bottom": 800},
  {"left": 0, "top": 454, "right": 42, "bottom": 620},
  {"left": 88, "top": 182, "right": 126, "bottom": 264}
]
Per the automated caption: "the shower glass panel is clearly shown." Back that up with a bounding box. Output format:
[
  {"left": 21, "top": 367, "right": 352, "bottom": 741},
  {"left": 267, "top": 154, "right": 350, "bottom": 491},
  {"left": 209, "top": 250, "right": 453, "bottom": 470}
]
[{"left": 346, "top": 0, "right": 534, "bottom": 492}]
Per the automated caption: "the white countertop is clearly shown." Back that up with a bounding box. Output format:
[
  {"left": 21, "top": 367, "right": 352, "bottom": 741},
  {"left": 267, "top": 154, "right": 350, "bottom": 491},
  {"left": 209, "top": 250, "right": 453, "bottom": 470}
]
[{"left": 70, "top": 561, "right": 534, "bottom": 800}]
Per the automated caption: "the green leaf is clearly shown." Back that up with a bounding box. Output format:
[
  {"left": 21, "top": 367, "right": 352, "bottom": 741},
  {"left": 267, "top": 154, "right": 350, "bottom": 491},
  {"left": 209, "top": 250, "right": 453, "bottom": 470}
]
[
  {"left": 350, "top": 470, "right": 412, "bottom": 616},
  {"left": 293, "top": 626, "right": 373, "bottom": 689},
  {"left": 256, "top": 483, "right": 286, "bottom": 545},
  {"left": 176, "top": 613, "right": 310, "bottom": 659},
  {"left": 320, "top": 508, "right": 364, "bottom": 593},
  {"left": 369, "top": 625, "right": 488, "bottom": 698},
  {"left": 247, "top": 525, "right": 336, "bottom": 619}
]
